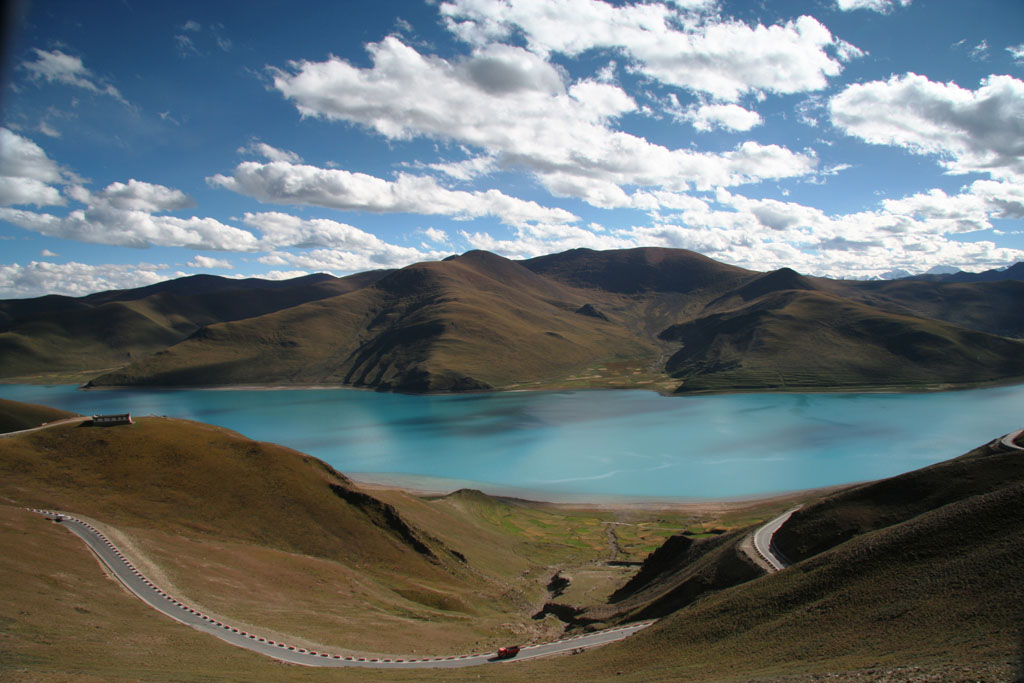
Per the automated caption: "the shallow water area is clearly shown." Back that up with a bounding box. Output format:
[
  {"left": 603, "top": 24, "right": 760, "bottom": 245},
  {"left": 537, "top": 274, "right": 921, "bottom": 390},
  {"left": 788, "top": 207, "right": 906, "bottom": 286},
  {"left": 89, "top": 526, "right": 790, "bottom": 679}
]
[{"left": 2, "top": 384, "right": 1021, "bottom": 500}]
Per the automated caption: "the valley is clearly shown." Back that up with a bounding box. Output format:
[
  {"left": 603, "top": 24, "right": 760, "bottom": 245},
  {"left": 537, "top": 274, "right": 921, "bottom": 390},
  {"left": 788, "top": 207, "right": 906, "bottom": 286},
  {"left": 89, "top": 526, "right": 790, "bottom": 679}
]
[{"left": 1, "top": 398, "right": 1020, "bottom": 680}]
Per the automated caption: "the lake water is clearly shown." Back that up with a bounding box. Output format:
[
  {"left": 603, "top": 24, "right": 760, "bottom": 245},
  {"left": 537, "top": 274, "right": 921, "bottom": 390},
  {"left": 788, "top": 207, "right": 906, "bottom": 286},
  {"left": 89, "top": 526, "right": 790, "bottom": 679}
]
[{"left": 2, "top": 384, "right": 1022, "bottom": 501}]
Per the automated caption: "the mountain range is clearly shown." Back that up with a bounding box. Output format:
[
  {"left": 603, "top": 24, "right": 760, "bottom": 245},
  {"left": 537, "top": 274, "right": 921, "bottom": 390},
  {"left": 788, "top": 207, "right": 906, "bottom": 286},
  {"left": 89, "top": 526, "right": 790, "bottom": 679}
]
[{"left": 2, "top": 247, "right": 1023, "bottom": 393}]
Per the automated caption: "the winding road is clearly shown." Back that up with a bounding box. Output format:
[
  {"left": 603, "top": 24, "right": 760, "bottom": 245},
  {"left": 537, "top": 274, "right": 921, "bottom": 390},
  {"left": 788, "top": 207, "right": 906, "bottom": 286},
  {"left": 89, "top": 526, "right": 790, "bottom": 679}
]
[
  {"left": 750, "top": 507, "right": 800, "bottom": 572},
  {"left": 30, "top": 508, "right": 654, "bottom": 668},
  {"left": 998, "top": 428, "right": 1024, "bottom": 451}
]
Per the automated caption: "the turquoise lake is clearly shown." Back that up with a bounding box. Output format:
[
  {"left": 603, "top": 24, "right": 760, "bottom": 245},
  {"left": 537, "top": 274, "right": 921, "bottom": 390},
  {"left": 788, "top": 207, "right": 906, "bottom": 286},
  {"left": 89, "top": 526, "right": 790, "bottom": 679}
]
[{"left": 2, "top": 384, "right": 1022, "bottom": 501}]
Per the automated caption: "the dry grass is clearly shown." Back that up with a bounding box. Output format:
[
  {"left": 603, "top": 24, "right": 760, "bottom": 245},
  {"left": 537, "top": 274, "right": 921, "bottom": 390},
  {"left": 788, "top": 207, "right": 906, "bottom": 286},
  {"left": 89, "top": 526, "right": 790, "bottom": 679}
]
[{"left": 0, "top": 397, "right": 79, "bottom": 433}]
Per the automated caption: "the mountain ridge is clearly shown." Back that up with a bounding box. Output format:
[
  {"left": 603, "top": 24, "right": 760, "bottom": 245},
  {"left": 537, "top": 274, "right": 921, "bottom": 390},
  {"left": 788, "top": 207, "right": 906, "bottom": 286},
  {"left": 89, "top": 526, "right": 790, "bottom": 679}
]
[{"left": 1, "top": 247, "right": 1021, "bottom": 394}]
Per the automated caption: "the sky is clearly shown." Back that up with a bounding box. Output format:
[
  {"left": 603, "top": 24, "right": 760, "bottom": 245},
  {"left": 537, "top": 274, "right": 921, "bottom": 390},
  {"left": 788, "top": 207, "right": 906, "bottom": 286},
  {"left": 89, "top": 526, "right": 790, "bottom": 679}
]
[{"left": 1, "top": 0, "right": 1023, "bottom": 298}]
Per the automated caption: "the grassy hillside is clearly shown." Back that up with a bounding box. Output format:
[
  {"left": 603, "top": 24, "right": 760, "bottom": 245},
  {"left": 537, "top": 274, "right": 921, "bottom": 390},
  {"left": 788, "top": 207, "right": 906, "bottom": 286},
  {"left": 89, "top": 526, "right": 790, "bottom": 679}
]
[
  {"left": 498, "top": 435, "right": 1024, "bottom": 681},
  {"left": 89, "top": 251, "right": 660, "bottom": 391},
  {"left": 0, "top": 397, "right": 78, "bottom": 433},
  {"left": 522, "top": 247, "right": 753, "bottom": 294},
  {"left": 0, "top": 272, "right": 383, "bottom": 380},
  {"left": 0, "top": 417, "right": 463, "bottom": 567},
  {"left": 4, "top": 247, "right": 1024, "bottom": 394},
  {"left": 828, "top": 278, "right": 1024, "bottom": 339},
  {"left": 0, "top": 407, "right": 738, "bottom": 661},
  {"left": 663, "top": 288, "right": 1024, "bottom": 392},
  {"left": 3, "top": 414, "right": 1019, "bottom": 680},
  {"left": 772, "top": 439, "right": 1024, "bottom": 563}
]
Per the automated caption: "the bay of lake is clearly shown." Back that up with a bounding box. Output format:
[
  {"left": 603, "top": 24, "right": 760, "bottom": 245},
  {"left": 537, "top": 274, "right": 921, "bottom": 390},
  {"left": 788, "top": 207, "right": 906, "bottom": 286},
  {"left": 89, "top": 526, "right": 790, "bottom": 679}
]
[{"left": 2, "top": 383, "right": 1022, "bottom": 501}]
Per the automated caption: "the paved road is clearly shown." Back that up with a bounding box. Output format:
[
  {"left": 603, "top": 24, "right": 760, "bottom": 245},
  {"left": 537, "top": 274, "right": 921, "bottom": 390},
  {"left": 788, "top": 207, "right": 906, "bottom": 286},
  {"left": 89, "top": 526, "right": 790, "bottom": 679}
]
[
  {"left": 998, "top": 428, "right": 1024, "bottom": 451},
  {"left": 751, "top": 507, "right": 800, "bottom": 572},
  {"left": 0, "top": 416, "right": 89, "bottom": 439},
  {"left": 30, "top": 508, "right": 654, "bottom": 668}
]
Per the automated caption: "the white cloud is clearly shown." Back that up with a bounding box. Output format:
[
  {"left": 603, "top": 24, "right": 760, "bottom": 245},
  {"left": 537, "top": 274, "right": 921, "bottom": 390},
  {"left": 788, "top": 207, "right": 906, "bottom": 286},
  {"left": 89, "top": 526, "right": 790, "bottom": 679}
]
[
  {"left": 0, "top": 178, "right": 256, "bottom": 251},
  {"left": 260, "top": 269, "right": 313, "bottom": 280},
  {"left": 38, "top": 121, "right": 60, "bottom": 138},
  {"left": 261, "top": 246, "right": 441, "bottom": 274},
  {"left": 271, "top": 37, "right": 817, "bottom": 206},
  {"left": 1007, "top": 44, "right": 1024, "bottom": 63},
  {"left": 427, "top": 154, "right": 497, "bottom": 181},
  {"left": 459, "top": 178, "right": 1024, "bottom": 277},
  {"left": 243, "top": 212, "right": 444, "bottom": 270},
  {"left": 0, "top": 127, "right": 65, "bottom": 207},
  {"left": 0, "top": 206, "right": 258, "bottom": 251},
  {"left": 423, "top": 227, "right": 449, "bottom": 243},
  {"left": 830, "top": 73, "right": 1024, "bottom": 180},
  {"left": 82, "top": 179, "right": 195, "bottom": 212},
  {"left": 209, "top": 160, "right": 578, "bottom": 226},
  {"left": 440, "top": 0, "right": 861, "bottom": 101},
  {"left": 238, "top": 141, "right": 303, "bottom": 164},
  {"left": 21, "top": 48, "right": 126, "bottom": 103},
  {"left": 187, "top": 255, "right": 233, "bottom": 270},
  {"left": 684, "top": 103, "right": 763, "bottom": 132},
  {"left": 835, "top": 0, "right": 910, "bottom": 13},
  {"left": 40, "top": 249, "right": 58, "bottom": 257},
  {"left": 969, "top": 40, "right": 990, "bottom": 61},
  {"left": 0, "top": 260, "right": 177, "bottom": 299}
]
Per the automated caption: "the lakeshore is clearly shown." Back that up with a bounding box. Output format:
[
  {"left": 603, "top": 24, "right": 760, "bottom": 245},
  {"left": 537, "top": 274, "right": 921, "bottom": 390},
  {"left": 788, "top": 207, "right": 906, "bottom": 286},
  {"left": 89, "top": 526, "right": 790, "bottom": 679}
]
[{"left": 2, "top": 382, "right": 1022, "bottom": 501}]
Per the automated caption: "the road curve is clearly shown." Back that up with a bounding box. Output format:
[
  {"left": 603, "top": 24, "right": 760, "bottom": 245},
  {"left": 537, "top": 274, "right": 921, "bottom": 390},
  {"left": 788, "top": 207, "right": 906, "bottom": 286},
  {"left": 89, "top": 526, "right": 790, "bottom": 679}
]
[
  {"left": 30, "top": 508, "right": 654, "bottom": 668},
  {"left": 998, "top": 428, "right": 1024, "bottom": 451},
  {"left": 751, "top": 507, "right": 800, "bottom": 572}
]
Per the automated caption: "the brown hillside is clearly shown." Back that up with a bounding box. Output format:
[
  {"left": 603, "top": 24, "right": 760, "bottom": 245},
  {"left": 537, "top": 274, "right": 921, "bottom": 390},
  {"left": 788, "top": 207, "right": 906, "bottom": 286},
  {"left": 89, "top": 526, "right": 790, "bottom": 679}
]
[
  {"left": 89, "top": 251, "right": 658, "bottom": 391},
  {"left": 0, "top": 417, "right": 460, "bottom": 568},
  {"left": 0, "top": 397, "right": 78, "bottom": 433},
  {"left": 523, "top": 246, "right": 753, "bottom": 294},
  {"left": 0, "top": 271, "right": 384, "bottom": 379},
  {"left": 772, "top": 439, "right": 1024, "bottom": 563},
  {"left": 661, "top": 288, "right": 1024, "bottom": 392},
  {"left": 828, "top": 278, "right": 1024, "bottom": 338}
]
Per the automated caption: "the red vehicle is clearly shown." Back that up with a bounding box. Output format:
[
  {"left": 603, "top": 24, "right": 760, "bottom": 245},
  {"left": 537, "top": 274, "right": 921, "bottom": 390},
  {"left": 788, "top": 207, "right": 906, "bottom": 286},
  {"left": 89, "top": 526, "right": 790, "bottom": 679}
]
[{"left": 496, "top": 645, "right": 520, "bottom": 659}]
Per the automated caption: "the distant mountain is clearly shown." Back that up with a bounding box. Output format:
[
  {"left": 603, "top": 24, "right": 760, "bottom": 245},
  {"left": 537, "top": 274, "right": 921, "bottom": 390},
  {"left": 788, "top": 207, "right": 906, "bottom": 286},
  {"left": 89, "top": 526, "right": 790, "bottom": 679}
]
[
  {"left": 903, "top": 261, "right": 1024, "bottom": 283},
  {"left": 0, "top": 271, "right": 389, "bottom": 378},
  {"left": 3, "top": 247, "right": 1023, "bottom": 393},
  {"left": 88, "top": 250, "right": 657, "bottom": 392},
  {"left": 523, "top": 246, "right": 752, "bottom": 294}
]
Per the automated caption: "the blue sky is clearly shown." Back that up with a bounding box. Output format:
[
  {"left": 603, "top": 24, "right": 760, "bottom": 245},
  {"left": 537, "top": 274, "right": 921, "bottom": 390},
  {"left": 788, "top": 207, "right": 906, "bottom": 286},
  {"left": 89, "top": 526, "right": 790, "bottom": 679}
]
[{"left": 1, "top": 0, "right": 1022, "bottom": 298}]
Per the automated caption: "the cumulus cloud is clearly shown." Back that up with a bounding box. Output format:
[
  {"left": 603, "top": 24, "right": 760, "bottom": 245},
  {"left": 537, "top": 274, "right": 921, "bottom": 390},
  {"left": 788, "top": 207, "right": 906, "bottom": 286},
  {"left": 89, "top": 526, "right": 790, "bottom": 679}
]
[
  {"left": 243, "top": 212, "right": 444, "bottom": 271},
  {"left": 1007, "top": 44, "right": 1024, "bottom": 63},
  {"left": 423, "top": 227, "right": 449, "bottom": 243},
  {"left": 830, "top": 73, "right": 1024, "bottom": 180},
  {"left": 835, "top": 0, "right": 910, "bottom": 12},
  {"left": 684, "top": 103, "right": 763, "bottom": 132},
  {"left": 459, "top": 178, "right": 1024, "bottom": 278},
  {"left": 209, "top": 160, "right": 578, "bottom": 226},
  {"left": 270, "top": 37, "right": 816, "bottom": 206},
  {"left": 80, "top": 179, "right": 195, "bottom": 212},
  {"left": 238, "top": 141, "right": 303, "bottom": 164},
  {"left": 259, "top": 246, "right": 442, "bottom": 274},
  {"left": 440, "top": 0, "right": 861, "bottom": 101},
  {"left": 21, "top": 48, "right": 126, "bottom": 103},
  {"left": 187, "top": 255, "right": 233, "bottom": 270},
  {"left": 0, "top": 127, "right": 66, "bottom": 207},
  {"left": 0, "top": 260, "right": 178, "bottom": 298},
  {"left": 0, "top": 178, "right": 257, "bottom": 250},
  {"left": 260, "top": 269, "right": 314, "bottom": 280}
]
